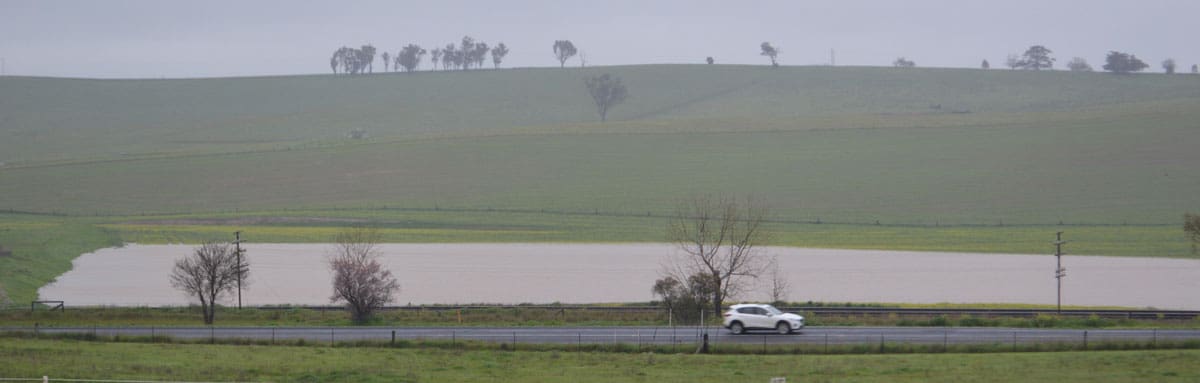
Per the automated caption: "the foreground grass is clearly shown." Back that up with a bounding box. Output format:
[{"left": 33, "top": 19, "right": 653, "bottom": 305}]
[{"left": 1, "top": 338, "right": 1198, "bottom": 382}]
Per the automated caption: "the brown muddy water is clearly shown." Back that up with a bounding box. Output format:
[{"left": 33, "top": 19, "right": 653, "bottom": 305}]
[{"left": 38, "top": 243, "right": 1200, "bottom": 308}]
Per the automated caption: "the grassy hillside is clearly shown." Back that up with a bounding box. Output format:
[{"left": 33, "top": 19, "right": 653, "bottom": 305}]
[{"left": 0, "top": 65, "right": 1197, "bottom": 245}]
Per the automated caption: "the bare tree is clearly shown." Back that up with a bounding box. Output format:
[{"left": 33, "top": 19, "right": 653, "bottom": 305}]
[
  {"left": 764, "top": 255, "right": 790, "bottom": 305},
  {"left": 1185, "top": 214, "right": 1200, "bottom": 256},
  {"left": 665, "top": 195, "right": 769, "bottom": 316},
  {"left": 170, "top": 242, "right": 248, "bottom": 325},
  {"left": 329, "top": 227, "right": 399, "bottom": 323},
  {"left": 585, "top": 73, "right": 629, "bottom": 122},
  {"left": 553, "top": 40, "right": 577, "bottom": 68},
  {"left": 382, "top": 51, "right": 390, "bottom": 72}
]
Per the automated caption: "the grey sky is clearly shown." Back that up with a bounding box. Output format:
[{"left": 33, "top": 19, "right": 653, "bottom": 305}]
[{"left": 1, "top": 0, "right": 1195, "bottom": 78}]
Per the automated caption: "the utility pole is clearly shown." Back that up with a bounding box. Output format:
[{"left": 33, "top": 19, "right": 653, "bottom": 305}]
[
  {"left": 234, "top": 231, "right": 245, "bottom": 309},
  {"left": 1053, "top": 231, "right": 1067, "bottom": 314}
]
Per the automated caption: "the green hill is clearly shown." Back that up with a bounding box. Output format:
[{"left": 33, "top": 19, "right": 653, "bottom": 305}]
[{"left": 1, "top": 65, "right": 1197, "bottom": 225}]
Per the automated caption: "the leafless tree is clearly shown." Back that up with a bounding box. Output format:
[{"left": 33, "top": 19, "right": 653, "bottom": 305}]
[
  {"left": 170, "top": 242, "right": 248, "bottom": 325},
  {"left": 764, "top": 255, "right": 790, "bottom": 305},
  {"left": 664, "top": 195, "right": 770, "bottom": 316},
  {"left": 329, "top": 227, "right": 399, "bottom": 323},
  {"left": 1185, "top": 214, "right": 1200, "bottom": 256}
]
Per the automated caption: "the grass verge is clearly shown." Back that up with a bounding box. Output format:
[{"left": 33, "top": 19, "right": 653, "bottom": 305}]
[{"left": 1, "top": 337, "right": 1198, "bottom": 382}]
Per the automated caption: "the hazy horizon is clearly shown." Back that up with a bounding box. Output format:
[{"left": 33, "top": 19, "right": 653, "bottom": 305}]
[{"left": 1, "top": 0, "right": 1197, "bottom": 79}]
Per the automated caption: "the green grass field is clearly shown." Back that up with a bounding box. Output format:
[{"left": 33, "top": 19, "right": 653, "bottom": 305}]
[
  {"left": 1, "top": 338, "right": 1198, "bottom": 382},
  {"left": 1, "top": 65, "right": 1198, "bottom": 303}
]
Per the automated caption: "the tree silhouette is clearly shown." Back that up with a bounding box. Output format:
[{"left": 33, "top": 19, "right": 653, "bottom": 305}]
[
  {"left": 553, "top": 40, "right": 577, "bottom": 68},
  {"left": 893, "top": 57, "right": 915, "bottom": 67},
  {"left": 1162, "top": 58, "right": 1176, "bottom": 74},
  {"left": 381, "top": 52, "right": 391, "bottom": 72},
  {"left": 1103, "top": 51, "right": 1148, "bottom": 74},
  {"left": 360, "top": 45, "right": 377, "bottom": 73},
  {"left": 707, "top": 57, "right": 714, "bottom": 65},
  {"left": 1017, "top": 45, "right": 1054, "bottom": 70},
  {"left": 1067, "top": 57, "right": 1093, "bottom": 72},
  {"left": 981, "top": 59, "right": 990, "bottom": 69},
  {"left": 430, "top": 48, "right": 442, "bottom": 71},
  {"left": 490, "top": 43, "right": 509, "bottom": 69},
  {"left": 585, "top": 73, "right": 629, "bottom": 122},
  {"left": 760, "top": 42, "right": 779, "bottom": 67},
  {"left": 397, "top": 44, "right": 427, "bottom": 72}
]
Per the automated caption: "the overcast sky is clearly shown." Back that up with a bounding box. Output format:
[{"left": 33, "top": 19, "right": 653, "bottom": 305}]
[{"left": 1, "top": 0, "right": 1196, "bottom": 78}]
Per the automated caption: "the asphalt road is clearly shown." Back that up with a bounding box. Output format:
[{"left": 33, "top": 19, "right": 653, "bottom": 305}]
[{"left": 16, "top": 326, "right": 1200, "bottom": 346}]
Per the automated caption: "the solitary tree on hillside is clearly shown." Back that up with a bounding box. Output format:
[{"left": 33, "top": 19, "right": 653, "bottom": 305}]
[
  {"left": 1192, "top": 64, "right": 1198, "bottom": 74},
  {"left": 585, "top": 73, "right": 628, "bottom": 122},
  {"left": 329, "top": 55, "right": 338, "bottom": 74},
  {"left": 707, "top": 56, "right": 714, "bottom": 65},
  {"left": 490, "top": 43, "right": 509, "bottom": 69},
  {"left": 553, "top": 40, "right": 577, "bottom": 68},
  {"left": 981, "top": 59, "right": 990, "bottom": 69},
  {"left": 170, "top": 242, "right": 249, "bottom": 325},
  {"left": 1102, "top": 51, "right": 1148, "bottom": 74},
  {"left": 664, "top": 195, "right": 770, "bottom": 317},
  {"left": 1162, "top": 58, "right": 1176, "bottom": 74},
  {"left": 1017, "top": 45, "right": 1054, "bottom": 70},
  {"left": 1185, "top": 214, "right": 1200, "bottom": 256},
  {"left": 329, "top": 227, "right": 400, "bottom": 323},
  {"left": 760, "top": 42, "right": 779, "bottom": 67},
  {"left": 1067, "top": 57, "right": 1093, "bottom": 72},
  {"left": 382, "top": 52, "right": 391, "bottom": 72}
]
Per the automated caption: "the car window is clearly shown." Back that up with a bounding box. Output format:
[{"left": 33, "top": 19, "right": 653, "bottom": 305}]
[
  {"left": 752, "top": 307, "right": 767, "bottom": 315},
  {"left": 763, "top": 306, "right": 783, "bottom": 316},
  {"left": 737, "top": 307, "right": 755, "bottom": 314}
]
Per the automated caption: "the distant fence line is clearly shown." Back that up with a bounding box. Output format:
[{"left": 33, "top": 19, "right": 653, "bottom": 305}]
[{"left": 1, "top": 206, "right": 1177, "bottom": 229}]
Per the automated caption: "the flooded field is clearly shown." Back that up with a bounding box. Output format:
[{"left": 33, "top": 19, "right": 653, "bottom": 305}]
[{"left": 38, "top": 243, "right": 1200, "bottom": 309}]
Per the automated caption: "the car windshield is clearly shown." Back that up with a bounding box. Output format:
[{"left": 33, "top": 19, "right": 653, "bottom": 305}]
[{"left": 763, "top": 305, "right": 783, "bottom": 315}]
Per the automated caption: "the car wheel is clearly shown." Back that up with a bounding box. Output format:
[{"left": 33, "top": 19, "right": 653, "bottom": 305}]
[
  {"left": 776, "top": 322, "right": 791, "bottom": 335},
  {"left": 730, "top": 322, "right": 745, "bottom": 335}
]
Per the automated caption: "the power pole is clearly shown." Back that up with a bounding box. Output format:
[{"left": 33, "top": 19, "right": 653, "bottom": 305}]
[
  {"left": 1053, "top": 231, "right": 1067, "bottom": 314},
  {"left": 234, "top": 231, "right": 245, "bottom": 309}
]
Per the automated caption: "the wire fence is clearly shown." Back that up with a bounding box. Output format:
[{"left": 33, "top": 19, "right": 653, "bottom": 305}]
[{"left": 7, "top": 325, "right": 1200, "bottom": 352}]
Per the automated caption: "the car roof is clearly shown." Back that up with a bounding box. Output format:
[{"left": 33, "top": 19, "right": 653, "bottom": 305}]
[{"left": 729, "top": 303, "right": 769, "bottom": 309}]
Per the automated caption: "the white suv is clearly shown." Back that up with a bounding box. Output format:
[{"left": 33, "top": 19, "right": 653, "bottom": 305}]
[{"left": 722, "top": 303, "right": 805, "bottom": 335}]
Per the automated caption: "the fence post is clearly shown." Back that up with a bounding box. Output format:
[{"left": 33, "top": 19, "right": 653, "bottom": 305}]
[
  {"left": 825, "top": 333, "right": 829, "bottom": 353},
  {"left": 391, "top": 330, "right": 395, "bottom": 346},
  {"left": 1012, "top": 332, "right": 1016, "bottom": 352},
  {"left": 512, "top": 331, "right": 517, "bottom": 351},
  {"left": 1083, "top": 330, "right": 1088, "bottom": 350},
  {"left": 330, "top": 328, "right": 334, "bottom": 346},
  {"left": 210, "top": 326, "right": 214, "bottom": 344},
  {"left": 272, "top": 327, "right": 275, "bottom": 344},
  {"left": 879, "top": 334, "right": 885, "bottom": 353},
  {"left": 1153, "top": 329, "right": 1157, "bottom": 347}
]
